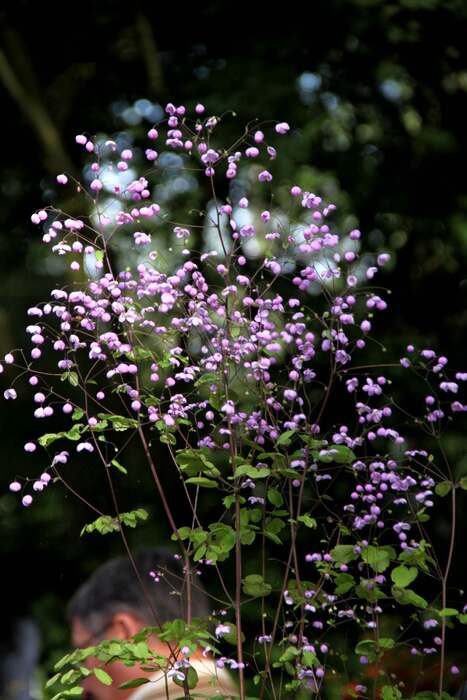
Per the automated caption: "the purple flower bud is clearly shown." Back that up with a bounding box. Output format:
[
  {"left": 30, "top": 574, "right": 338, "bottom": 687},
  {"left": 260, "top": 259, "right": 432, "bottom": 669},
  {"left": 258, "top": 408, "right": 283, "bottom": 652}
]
[
  {"left": 24, "top": 442, "right": 36, "bottom": 452},
  {"left": 377, "top": 253, "right": 391, "bottom": 266},
  {"left": 9, "top": 481, "right": 21, "bottom": 492},
  {"left": 275, "top": 122, "right": 290, "bottom": 134},
  {"left": 215, "top": 624, "right": 231, "bottom": 638},
  {"left": 245, "top": 147, "right": 259, "bottom": 158},
  {"left": 283, "top": 389, "right": 297, "bottom": 401},
  {"left": 258, "top": 170, "right": 273, "bottom": 182},
  {"left": 77, "top": 442, "right": 94, "bottom": 453},
  {"left": 22, "top": 495, "right": 33, "bottom": 507},
  {"left": 221, "top": 400, "right": 235, "bottom": 416}
]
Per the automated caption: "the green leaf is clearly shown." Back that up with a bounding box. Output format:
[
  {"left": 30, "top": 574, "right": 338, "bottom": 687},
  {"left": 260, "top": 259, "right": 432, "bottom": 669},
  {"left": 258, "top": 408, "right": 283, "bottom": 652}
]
[
  {"left": 435, "top": 481, "right": 453, "bottom": 497},
  {"left": 382, "top": 685, "right": 402, "bottom": 700},
  {"left": 93, "top": 668, "right": 112, "bottom": 686},
  {"left": 119, "top": 678, "right": 151, "bottom": 689},
  {"left": 317, "top": 445, "right": 356, "bottom": 464},
  {"left": 355, "top": 582, "right": 385, "bottom": 603},
  {"left": 242, "top": 574, "right": 272, "bottom": 597},
  {"left": 81, "top": 509, "right": 148, "bottom": 536},
  {"left": 80, "top": 515, "right": 119, "bottom": 536},
  {"left": 68, "top": 372, "right": 79, "bottom": 387},
  {"left": 38, "top": 426, "right": 84, "bottom": 448},
  {"left": 173, "top": 666, "right": 199, "bottom": 690},
  {"left": 439, "top": 608, "right": 459, "bottom": 617},
  {"left": 171, "top": 526, "right": 191, "bottom": 541},
  {"left": 111, "top": 459, "right": 127, "bottom": 474},
  {"left": 391, "top": 565, "right": 418, "bottom": 588},
  {"left": 222, "top": 622, "right": 245, "bottom": 646},
  {"left": 185, "top": 476, "right": 218, "bottom": 488},
  {"left": 398, "top": 539, "right": 432, "bottom": 572},
  {"left": 132, "top": 641, "right": 150, "bottom": 659},
  {"left": 362, "top": 545, "right": 396, "bottom": 573},
  {"left": 223, "top": 494, "right": 245, "bottom": 509},
  {"left": 459, "top": 476, "right": 467, "bottom": 490},
  {"left": 61, "top": 371, "right": 79, "bottom": 387},
  {"left": 331, "top": 544, "right": 358, "bottom": 565},
  {"left": 160, "top": 432, "right": 177, "bottom": 445},
  {"left": 379, "top": 638, "right": 395, "bottom": 649},
  {"left": 65, "top": 425, "right": 83, "bottom": 441},
  {"left": 51, "top": 687, "right": 83, "bottom": 700},
  {"left": 334, "top": 573, "right": 355, "bottom": 594},
  {"left": 175, "top": 448, "right": 220, "bottom": 477},
  {"left": 240, "top": 527, "right": 258, "bottom": 545},
  {"left": 38, "top": 433, "right": 61, "bottom": 447},
  {"left": 355, "top": 639, "right": 377, "bottom": 661},
  {"left": 46, "top": 673, "right": 62, "bottom": 688},
  {"left": 120, "top": 509, "right": 149, "bottom": 529},
  {"left": 234, "top": 464, "right": 270, "bottom": 479},
  {"left": 276, "top": 430, "right": 296, "bottom": 446},
  {"left": 391, "top": 586, "right": 428, "bottom": 609},
  {"left": 194, "top": 372, "right": 220, "bottom": 386},
  {"left": 267, "top": 488, "right": 283, "bottom": 507},
  {"left": 98, "top": 413, "right": 138, "bottom": 431},
  {"left": 297, "top": 514, "right": 317, "bottom": 529}
]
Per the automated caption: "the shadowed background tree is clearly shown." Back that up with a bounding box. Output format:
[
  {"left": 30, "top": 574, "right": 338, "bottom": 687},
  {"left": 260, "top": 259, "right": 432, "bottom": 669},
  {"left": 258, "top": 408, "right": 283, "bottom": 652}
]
[{"left": 1, "top": 0, "right": 466, "bottom": 696}]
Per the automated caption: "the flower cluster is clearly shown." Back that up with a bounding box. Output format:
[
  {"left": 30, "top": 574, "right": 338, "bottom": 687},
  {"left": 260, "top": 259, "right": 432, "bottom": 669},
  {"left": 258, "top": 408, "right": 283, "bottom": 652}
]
[{"left": 3, "top": 101, "right": 466, "bottom": 698}]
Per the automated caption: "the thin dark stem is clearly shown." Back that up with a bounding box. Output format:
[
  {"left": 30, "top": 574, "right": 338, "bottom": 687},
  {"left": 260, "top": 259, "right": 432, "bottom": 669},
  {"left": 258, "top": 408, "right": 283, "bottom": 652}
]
[{"left": 438, "top": 447, "right": 457, "bottom": 699}]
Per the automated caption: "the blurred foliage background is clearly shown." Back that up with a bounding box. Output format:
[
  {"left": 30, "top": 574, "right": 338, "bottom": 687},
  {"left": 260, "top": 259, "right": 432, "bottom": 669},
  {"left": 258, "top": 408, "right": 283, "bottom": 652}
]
[{"left": 1, "top": 0, "right": 467, "bottom": 696}]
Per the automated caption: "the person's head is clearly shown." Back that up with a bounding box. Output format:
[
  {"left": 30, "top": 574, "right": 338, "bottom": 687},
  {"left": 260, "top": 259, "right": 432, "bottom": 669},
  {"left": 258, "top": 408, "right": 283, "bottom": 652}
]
[{"left": 67, "top": 548, "right": 210, "bottom": 700}]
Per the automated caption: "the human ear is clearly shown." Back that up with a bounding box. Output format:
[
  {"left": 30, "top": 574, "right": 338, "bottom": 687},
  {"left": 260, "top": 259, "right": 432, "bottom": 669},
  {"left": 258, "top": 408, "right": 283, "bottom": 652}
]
[{"left": 108, "top": 611, "right": 144, "bottom": 640}]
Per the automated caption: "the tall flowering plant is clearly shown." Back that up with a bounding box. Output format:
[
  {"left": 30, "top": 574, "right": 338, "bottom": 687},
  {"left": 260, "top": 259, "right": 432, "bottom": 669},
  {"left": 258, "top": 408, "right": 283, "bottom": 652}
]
[{"left": 3, "top": 101, "right": 467, "bottom": 700}]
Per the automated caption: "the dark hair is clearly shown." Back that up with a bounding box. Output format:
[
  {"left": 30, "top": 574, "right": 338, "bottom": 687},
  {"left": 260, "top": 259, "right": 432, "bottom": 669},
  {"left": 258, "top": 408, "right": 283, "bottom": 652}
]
[{"left": 67, "top": 548, "right": 210, "bottom": 634}]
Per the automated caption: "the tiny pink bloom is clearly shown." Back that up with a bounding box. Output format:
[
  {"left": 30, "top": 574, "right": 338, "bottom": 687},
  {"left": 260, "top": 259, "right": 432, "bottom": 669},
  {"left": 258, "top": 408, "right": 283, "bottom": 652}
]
[
  {"left": 77, "top": 442, "right": 94, "bottom": 453},
  {"left": 275, "top": 122, "right": 290, "bottom": 134}
]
